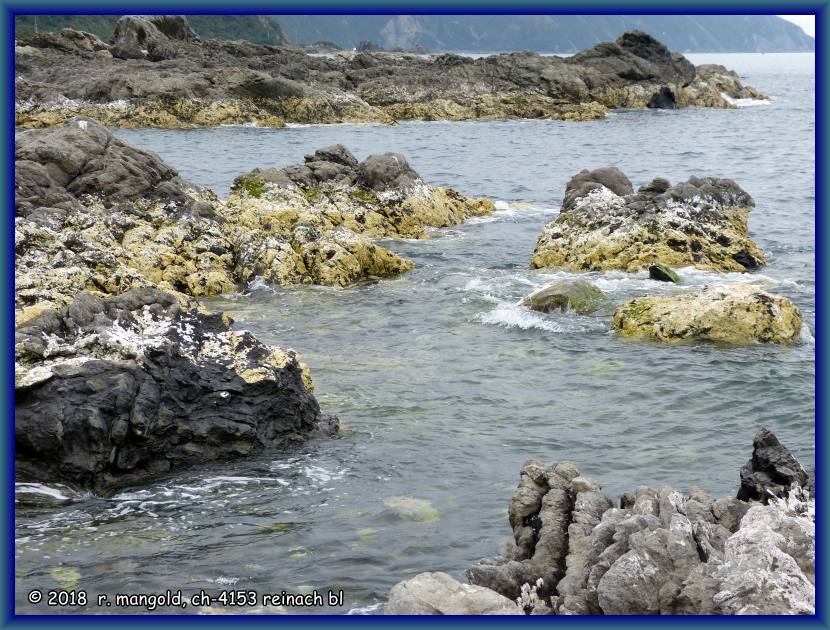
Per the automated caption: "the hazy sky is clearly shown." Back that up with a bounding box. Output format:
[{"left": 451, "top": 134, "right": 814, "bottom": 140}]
[{"left": 779, "top": 15, "right": 815, "bottom": 37}]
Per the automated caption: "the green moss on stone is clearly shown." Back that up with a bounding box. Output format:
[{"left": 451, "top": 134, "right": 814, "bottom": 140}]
[{"left": 231, "top": 174, "right": 265, "bottom": 198}]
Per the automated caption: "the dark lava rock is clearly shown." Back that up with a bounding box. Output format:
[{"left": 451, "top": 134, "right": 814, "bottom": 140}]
[
  {"left": 15, "top": 118, "right": 190, "bottom": 216},
  {"left": 647, "top": 86, "right": 677, "bottom": 109},
  {"left": 357, "top": 152, "right": 421, "bottom": 192},
  {"left": 15, "top": 288, "right": 338, "bottom": 494},
  {"left": 561, "top": 167, "right": 634, "bottom": 212},
  {"left": 648, "top": 263, "right": 681, "bottom": 283},
  {"left": 737, "top": 428, "right": 809, "bottom": 503}
]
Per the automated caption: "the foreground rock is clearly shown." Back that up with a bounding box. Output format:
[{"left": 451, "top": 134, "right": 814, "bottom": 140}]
[
  {"left": 416, "top": 429, "right": 812, "bottom": 615},
  {"left": 521, "top": 280, "right": 611, "bottom": 315},
  {"left": 385, "top": 572, "right": 522, "bottom": 615},
  {"left": 16, "top": 20, "right": 765, "bottom": 128},
  {"left": 15, "top": 288, "right": 336, "bottom": 493},
  {"left": 611, "top": 284, "right": 802, "bottom": 345},
  {"left": 531, "top": 167, "right": 766, "bottom": 273}
]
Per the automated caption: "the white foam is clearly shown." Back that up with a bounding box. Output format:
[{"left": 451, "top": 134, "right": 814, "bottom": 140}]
[
  {"left": 720, "top": 92, "right": 771, "bottom": 107},
  {"left": 347, "top": 603, "right": 382, "bottom": 615},
  {"left": 15, "top": 483, "right": 76, "bottom": 502},
  {"left": 478, "top": 303, "right": 564, "bottom": 332}
]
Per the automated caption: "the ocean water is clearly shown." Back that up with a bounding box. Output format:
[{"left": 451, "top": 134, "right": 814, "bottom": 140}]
[{"left": 16, "top": 53, "right": 815, "bottom": 614}]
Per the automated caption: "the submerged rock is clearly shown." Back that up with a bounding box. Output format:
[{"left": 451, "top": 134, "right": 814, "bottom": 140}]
[
  {"left": 531, "top": 167, "right": 766, "bottom": 273},
  {"left": 383, "top": 496, "right": 440, "bottom": 523},
  {"left": 521, "top": 280, "right": 611, "bottom": 315},
  {"left": 610, "top": 284, "right": 802, "bottom": 345},
  {"left": 648, "top": 263, "right": 681, "bottom": 283},
  {"left": 16, "top": 25, "right": 764, "bottom": 128},
  {"left": 452, "top": 430, "right": 813, "bottom": 615},
  {"left": 386, "top": 572, "right": 522, "bottom": 615},
  {"left": 15, "top": 288, "right": 336, "bottom": 493}
]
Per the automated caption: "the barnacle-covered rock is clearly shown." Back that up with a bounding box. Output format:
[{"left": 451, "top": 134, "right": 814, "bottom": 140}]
[
  {"left": 531, "top": 167, "right": 766, "bottom": 273},
  {"left": 15, "top": 288, "right": 335, "bottom": 494}
]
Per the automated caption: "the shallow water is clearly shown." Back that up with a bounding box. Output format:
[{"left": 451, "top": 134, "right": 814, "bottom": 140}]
[{"left": 16, "top": 53, "right": 815, "bottom": 614}]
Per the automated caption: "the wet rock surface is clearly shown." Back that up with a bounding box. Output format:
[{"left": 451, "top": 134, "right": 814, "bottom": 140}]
[
  {"left": 16, "top": 20, "right": 765, "bottom": 128},
  {"left": 15, "top": 288, "right": 335, "bottom": 494},
  {"left": 611, "top": 284, "right": 802, "bottom": 345},
  {"left": 401, "top": 429, "right": 814, "bottom": 616},
  {"left": 521, "top": 280, "right": 611, "bottom": 315},
  {"left": 225, "top": 144, "right": 493, "bottom": 287},
  {"left": 532, "top": 167, "right": 767, "bottom": 273}
]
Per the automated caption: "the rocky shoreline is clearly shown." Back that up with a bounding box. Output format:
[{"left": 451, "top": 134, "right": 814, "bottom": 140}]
[
  {"left": 15, "top": 16, "right": 766, "bottom": 128},
  {"left": 387, "top": 430, "right": 815, "bottom": 615},
  {"left": 14, "top": 118, "right": 489, "bottom": 492}
]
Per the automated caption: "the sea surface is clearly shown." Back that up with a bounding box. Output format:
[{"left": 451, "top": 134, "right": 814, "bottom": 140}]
[{"left": 15, "top": 52, "right": 815, "bottom": 614}]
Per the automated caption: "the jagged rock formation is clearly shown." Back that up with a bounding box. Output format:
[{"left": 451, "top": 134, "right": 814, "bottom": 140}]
[
  {"left": 531, "top": 167, "right": 767, "bottom": 273},
  {"left": 738, "top": 428, "right": 810, "bottom": 502},
  {"left": 387, "top": 429, "right": 813, "bottom": 615},
  {"left": 611, "top": 284, "right": 803, "bottom": 345},
  {"left": 15, "top": 288, "right": 335, "bottom": 494},
  {"left": 15, "top": 19, "right": 765, "bottom": 128}
]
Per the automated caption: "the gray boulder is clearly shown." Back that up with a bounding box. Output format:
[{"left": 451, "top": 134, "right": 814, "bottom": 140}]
[
  {"left": 110, "top": 15, "right": 195, "bottom": 61},
  {"left": 385, "top": 572, "right": 522, "bottom": 615},
  {"left": 15, "top": 119, "right": 188, "bottom": 215},
  {"left": 357, "top": 152, "right": 421, "bottom": 192},
  {"left": 561, "top": 167, "right": 634, "bottom": 212}
]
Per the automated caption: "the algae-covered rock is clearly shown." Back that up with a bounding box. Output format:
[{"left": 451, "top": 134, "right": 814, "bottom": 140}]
[
  {"left": 611, "top": 284, "right": 802, "bottom": 345},
  {"left": 521, "top": 280, "right": 611, "bottom": 315},
  {"left": 532, "top": 168, "right": 766, "bottom": 273},
  {"left": 15, "top": 123, "right": 483, "bottom": 305},
  {"left": 224, "top": 145, "right": 492, "bottom": 286},
  {"left": 648, "top": 263, "right": 682, "bottom": 283},
  {"left": 383, "top": 496, "right": 440, "bottom": 523}
]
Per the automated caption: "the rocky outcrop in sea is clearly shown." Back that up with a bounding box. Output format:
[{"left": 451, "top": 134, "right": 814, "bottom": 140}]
[
  {"left": 15, "top": 17, "right": 766, "bottom": 128},
  {"left": 15, "top": 118, "right": 490, "bottom": 492},
  {"left": 611, "top": 283, "right": 803, "bottom": 345},
  {"left": 531, "top": 167, "right": 767, "bottom": 273},
  {"left": 15, "top": 119, "right": 488, "bottom": 322},
  {"left": 387, "top": 429, "right": 814, "bottom": 615}
]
